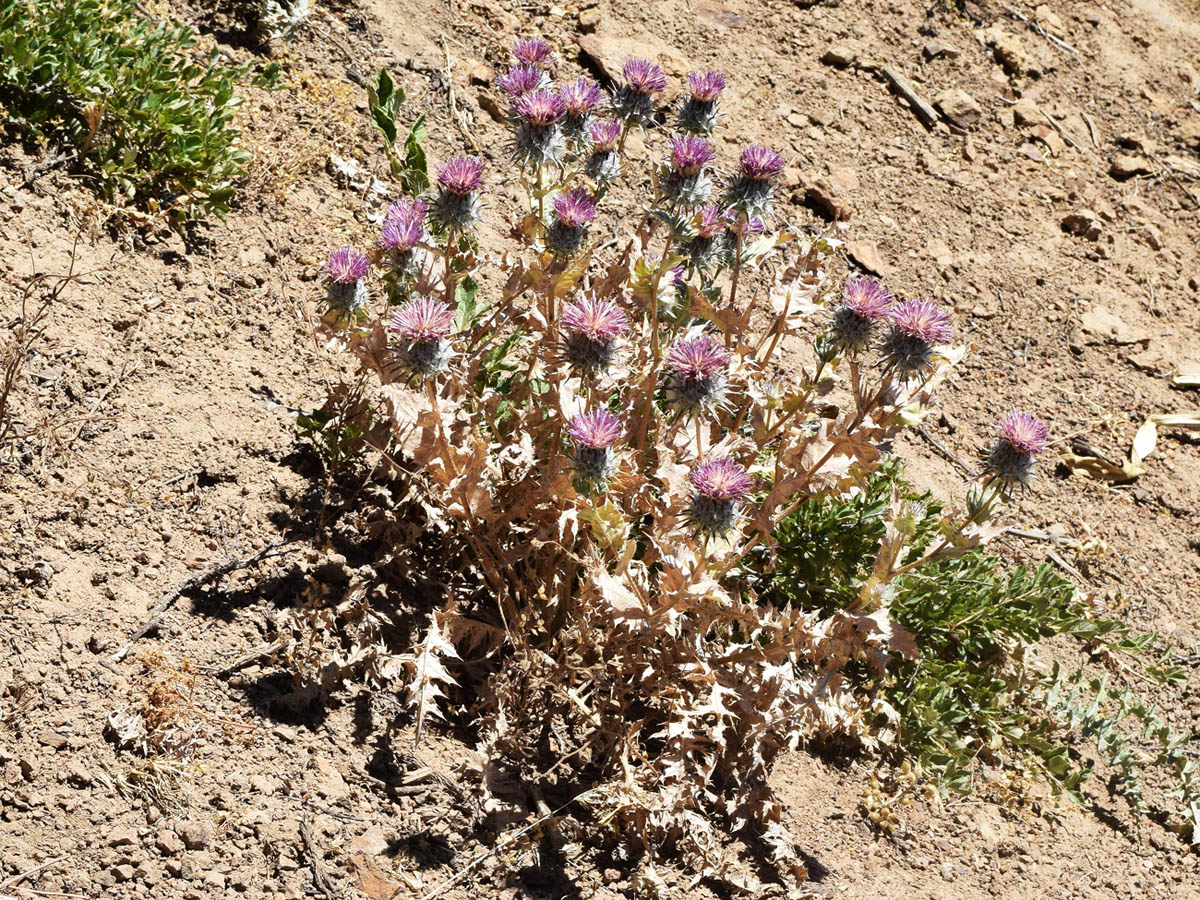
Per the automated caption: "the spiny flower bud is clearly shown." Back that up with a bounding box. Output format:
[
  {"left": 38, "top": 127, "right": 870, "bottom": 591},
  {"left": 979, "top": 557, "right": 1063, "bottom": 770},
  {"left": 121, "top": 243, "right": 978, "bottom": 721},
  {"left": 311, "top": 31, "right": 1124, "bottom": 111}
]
[
  {"left": 665, "top": 334, "right": 731, "bottom": 414},
  {"left": 985, "top": 410, "right": 1049, "bottom": 487},
  {"left": 547, "top": 188, "right": 597, "bottom": 256},
  {"left": 831, "top": 278, "right": 894, "bottom": 354},
  {"left": 586, "top": 119, "right": 623, "bottom": 182},
  {"left": 677, "top": 70, "right": 726, "bottom": 134},
  {"left": 388, "top": 296, "right": 455, "bottom": 377},
  {"left": 682, "top": 205, "right": 729, "bottom": 270},
  {"left": 612, "top": 57, "right": 666, "bottom": 127},
  {"left": 659, "top": 135, "right": 716, "bottom": 208},
  {"left": 881, "top": 298, "right": 952, "bottom": 377},
  {"left": 725, "top": 145, "right": 785, "bottom": 220},
  {"left": 432, "top": 157, "right": 484, "bottom": 230},
  {"left": 686, "top": 457, "right": 753, "bottom": 536},
  {"left": 512, "top": 89, "right": 568, "bottom": 168},
  {"left": 498, "top": 64, "right": 545, "bottom": 98},
  {"left": 560, "top": 296, "right": 628, "bottom": 372},
  {"left": 325, "top": 247, "right": 370, "bottom": 313},
  {"left": 568, "top": 408, "right": 622, "bottom": 488}
]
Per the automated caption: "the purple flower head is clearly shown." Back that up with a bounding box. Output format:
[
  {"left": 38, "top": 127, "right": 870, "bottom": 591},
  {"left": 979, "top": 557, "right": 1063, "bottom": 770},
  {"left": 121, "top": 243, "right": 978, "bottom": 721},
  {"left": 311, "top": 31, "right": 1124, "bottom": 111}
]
[
  {"left": 725, "top": 210, "right": 765, "bottom": 237},
  {"left": 669, "top": 135, "right": 716, "bottom": 177},
  {"left": 560, "top": 77, "right": 605, "bottom": 116},
  {"left": 738, "top": 145, "right": 785, "bottom": 181},
  {"left": 671, "top": 266, "right": 686, "bottom": 289},
  {"left": 568, "top": 409, "right": 623, "bottom": 450},
  {"left": 380, "top": 200, "right": 427, "bottom": 252},
  {"left": 589, "top": 119, "right": 622, "bottom": 151},
  {"left": 888, "top": 298, "right": 952, "bottom": 345},
  {"left": 561, "top": 296, "right": 628, "bottom": 341},
  {"left": 687, "top": 70, "right": 727, "bottom": 102},
  {"left": 997, "top": 410, "right": 1049, "bottom": 456},
  {"left": 513, "top": 89, "right": 566, "bottom": 126},
  {"left": 666, "top": 334, "right": 731, "bottom": 381},
  {"left": 326, "top": 247, "right": 370, "bottom": 283},
  {"left": 512, "top": 37, "right": 554, "bottom": 67},
  {"left": 691, "top": 457, "right": 753, "bottom": 501},
  {"left": 498, "top": 64, "right": 543, "bottom": 97},
  {"left": 622, "top": 58, "right": 667, "bottom": 95},
  {"left": 388, "top": 296, "right": 455, "bottom": 342},
  {"left": 553, "top": 188, "right": 597, "bottom": 228},
  {"left": 437, "top": 157, "right": 484, "bottom": 195},
  {"left": 695, "top": 205, "right": 725, "bottom": 238},
  {"left": 843, "top": 278, "right": 894, "bottom": 319}
]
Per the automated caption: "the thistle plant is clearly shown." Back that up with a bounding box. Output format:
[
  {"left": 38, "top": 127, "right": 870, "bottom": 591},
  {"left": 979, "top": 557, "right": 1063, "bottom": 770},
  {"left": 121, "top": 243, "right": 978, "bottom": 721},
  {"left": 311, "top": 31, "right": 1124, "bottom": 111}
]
[{"left": 296, "top": 44, "right": 1058, "bottom": 889}]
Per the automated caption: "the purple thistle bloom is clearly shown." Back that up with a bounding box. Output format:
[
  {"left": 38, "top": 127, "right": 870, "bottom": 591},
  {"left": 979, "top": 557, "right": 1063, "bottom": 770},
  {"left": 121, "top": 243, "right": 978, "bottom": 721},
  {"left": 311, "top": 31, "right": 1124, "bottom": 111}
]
[
  {"left": 997, "top": 410, "right": 1049, "bottom": 456},
  {"left": 560, "top": 77, "right": 605, "bottom": 116},
  {"left": 832, "top": 279, "right": 894, "bottom": 353},
  {"left": 553, "top": 188, "right": 597, "bottom": 228},
  {"left": 725, "top": 210, "right": 765, "bottom": 237},
  {"left": 512, "top": 37, "right": 554, "bottom": 67},
  {"left": 695, "top": 205, "right": 725, "bottom": 238},
  {"left": 691, "top": 457, "right": 752, "bottom": 500},
  {"left": 622, "top": 58, "right": 667, "bottom": 95},
  {"left": 669, "top": 136, "right": 716, "bottom": 177},
  {"left": 666, "top": 334, "right": 730, "bottom": 381},
  {"left": 738, "top": 145, "right": 785, "bottom": 181},
  {"left": 498, "top": 64, "right": 544, "bottom": 97},
  {"left": 380, "top": 200, "right": 427, "bottom": 252},
  {"left": 888, "top": 298, "right": 952, "bottom": 344},
  {"left": 687, "top": 457, "right": 753, "bottom": 535},
  {"left": 513, "top": 89, "right": 566, "bottom": 126},
  {"left": 560, "top": 297, "right": 628, "bottom": 371},
  {"left": 987, "top": 410, "right": 1050, "bottom": 487},
  {"left": 589, "top": 119, "right": 622, "bottom": 151},
  {"left": 568, "top": 409, "right": 623, "bottom": 449},
  {"left": 388, "top": 296, "right": 455, "bottom": 342},
  {"left": 882, "top": 298, "right": 952, "bottom": 376},
  {"left": 666, "top": 334, "right": 730, "bottom": 413},
  {"left": 561, "top": 296, "right": 628, "bottom": 341},
  {"left": 687, "top": 71, "right": 727, "bottom": 102},
  {"left": 326, "top": 246, "right": 370, "bottom": 283},
  {"left": 437, "top": 157, "right": 484, "bottom": 195}
]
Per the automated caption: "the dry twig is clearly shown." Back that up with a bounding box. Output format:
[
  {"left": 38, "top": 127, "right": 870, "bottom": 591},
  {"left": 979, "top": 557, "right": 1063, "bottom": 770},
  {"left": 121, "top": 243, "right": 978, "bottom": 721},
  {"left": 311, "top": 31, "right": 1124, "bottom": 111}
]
[{"left": 300, "top": 819, "right": 339, "bottom": 900}]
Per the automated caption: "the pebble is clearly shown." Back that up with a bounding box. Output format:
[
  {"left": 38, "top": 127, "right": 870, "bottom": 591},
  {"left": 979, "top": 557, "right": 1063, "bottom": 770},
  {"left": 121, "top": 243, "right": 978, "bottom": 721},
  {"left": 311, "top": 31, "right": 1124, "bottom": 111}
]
[
  {"left": 156, "top": 828, "right": 185, "bottom": 856},
  {"left": 1110, "top": 153, "right": 1152, "bottom": 179},
  {"left": 177, "top": 821, "right": 211, "bottom": 851},
  {"left": 935, "top": 88, "right": 982, "bottom": 128}
]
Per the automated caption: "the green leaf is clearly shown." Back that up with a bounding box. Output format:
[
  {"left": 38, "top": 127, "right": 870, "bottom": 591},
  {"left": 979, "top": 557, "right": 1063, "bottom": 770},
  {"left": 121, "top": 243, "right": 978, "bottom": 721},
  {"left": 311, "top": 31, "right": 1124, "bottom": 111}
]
[
  {"left": 399, "top": 111, "right": 429, "bottom": 195},
  {"left": 367, "top": 67, "right": 402, "bottom": 147},
  {"left": 454, "top": 274, "right": 480, "bottom": 331}
]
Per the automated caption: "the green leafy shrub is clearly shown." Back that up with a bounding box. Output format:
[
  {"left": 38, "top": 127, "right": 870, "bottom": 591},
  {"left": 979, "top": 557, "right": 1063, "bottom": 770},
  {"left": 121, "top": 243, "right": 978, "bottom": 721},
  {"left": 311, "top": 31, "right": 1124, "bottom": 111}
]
[{"left": 0, "top": 0, "right": 248, "bottom": 220}]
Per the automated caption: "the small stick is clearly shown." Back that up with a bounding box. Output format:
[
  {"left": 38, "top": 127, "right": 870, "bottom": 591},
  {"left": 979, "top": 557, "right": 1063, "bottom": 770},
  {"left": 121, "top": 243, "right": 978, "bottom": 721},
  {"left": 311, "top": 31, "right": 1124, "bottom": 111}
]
[
  {"left": 1081, "top": 111, "right": 1099, "bottom": 148},
  {"left": 879, "top": 66, "right": 939, "bottom": 129},
  {"left": 300, "top": 819, "right": 339, "bottom": 900},
  {"left": 913, "top": 425, "right": 976, "bottom": 478},
  {"left": 202, "top": 639, "right": 286, "bottom": 676},
  {"left": 112, "top": 542, "right": 296, "bottom": 662},
  {"left": 1040, "top": 110, "right": 1085, "bottom": 153},
  {"left": 0, "top": 856, "right": 72, "bottom": 892}
]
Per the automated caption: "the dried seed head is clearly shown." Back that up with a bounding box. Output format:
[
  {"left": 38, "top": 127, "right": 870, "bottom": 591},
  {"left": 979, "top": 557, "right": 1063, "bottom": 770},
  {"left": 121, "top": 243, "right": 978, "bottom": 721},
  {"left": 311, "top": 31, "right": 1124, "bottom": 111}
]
[
  {"left": 498, "top": 64, "right": 544, "bottom": 97},
  {"left": 986, "top": 411, "right": 1049, "bottom": 487},
  {"left": 687, "top": 457, "right": 753, "bottom": 536},
  {"left": 881, "top": 298, "right": 952, "bottom": 376},
  {"left": 512, "top": 37, "right": 554, "bottom": 67}
]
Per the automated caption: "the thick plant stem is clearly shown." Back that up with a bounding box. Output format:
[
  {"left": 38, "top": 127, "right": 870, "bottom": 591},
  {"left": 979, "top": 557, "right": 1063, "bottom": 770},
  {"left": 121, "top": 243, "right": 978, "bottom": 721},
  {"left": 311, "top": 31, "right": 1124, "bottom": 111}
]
[{"left": 726, "top": 229, "right": 744, "bottom": 349}]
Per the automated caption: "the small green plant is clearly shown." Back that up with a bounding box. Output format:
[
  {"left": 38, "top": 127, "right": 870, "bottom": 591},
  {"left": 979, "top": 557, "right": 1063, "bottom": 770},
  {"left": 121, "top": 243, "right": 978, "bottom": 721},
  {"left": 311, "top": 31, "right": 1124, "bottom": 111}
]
[
  {"left": 366, "top": 68, "right": 429, "bottom": 196},
  {"left": 762, "top": 462, "right": 1199, "bottom": 842},
  {"left": 0, "top": 0, "right": 249, "bottom": 220}
]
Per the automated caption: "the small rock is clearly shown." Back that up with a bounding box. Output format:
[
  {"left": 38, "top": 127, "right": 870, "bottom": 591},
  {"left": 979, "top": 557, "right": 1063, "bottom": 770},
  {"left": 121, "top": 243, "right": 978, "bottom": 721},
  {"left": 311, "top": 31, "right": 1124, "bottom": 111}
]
[
  {"left": 1110, "top": 154, "right": 1152, "bottom": 180},
  {"left": 112, "top": 864, "right": 136, "bottom": 883},
  {"left": 1080, "top": 305, "right": 1149, "bottom": 346},
  {"left": 1035, "top": 4, "right": 1066, "bottom": 36},
  {"left": 1030, "top": 123, "right": 1065, "bottom": 156},
  {"left": 935, "top": 88, "right": 982, "bottom": 128},
  {"left": 845, "top": 240, "right": 891, "bottom": 277},
  {"left": 476, "top": 91, "right": 506, "bottom": 124},
  {"left": 37, "top": 729, "right": 69, "bottom": 750},
  {"left": 820, "top": 41, "right": 862, "bottom": 67},
  {"left": 177, "top": 821, "right": 211, "bottom": 851},
  {"left": 109, "top": 827, "right": 139, "bottom": 848},
  {"left": 922, "top": 40, "right": 959, "bottom": 60},
  {"left": 805, "top": 167, "right": 859, "bottom": 220},
  {"left": 465, "top": 61, "right": 492, "bottom": 86},
  {"left": 1142, "top": 224, "right": 1164, "bottom": 251},
  {"left": 156, "top": 829, "right": 185, "bottom": 857},
  {"left": 1061, "top": 209, "right": 1101, "bottom": 240},
  {"left": 1011, "top": 97, "right": 1042, "bottom": 128},
  {"left": 981, "top": 27, "right": 1036, "bottom": 76},
  {"left": 578, "top": 6, "right": 602, "bottom": 33},
  {"left": 204, "top": 871, "right": 227, "bottom": 890}
]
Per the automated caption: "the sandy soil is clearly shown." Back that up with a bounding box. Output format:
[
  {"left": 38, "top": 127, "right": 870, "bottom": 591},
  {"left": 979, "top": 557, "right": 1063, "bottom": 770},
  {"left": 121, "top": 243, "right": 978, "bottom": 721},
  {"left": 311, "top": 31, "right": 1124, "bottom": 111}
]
[{"left": 2, "top": 0, "right": 1199, "bottom": 897}]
